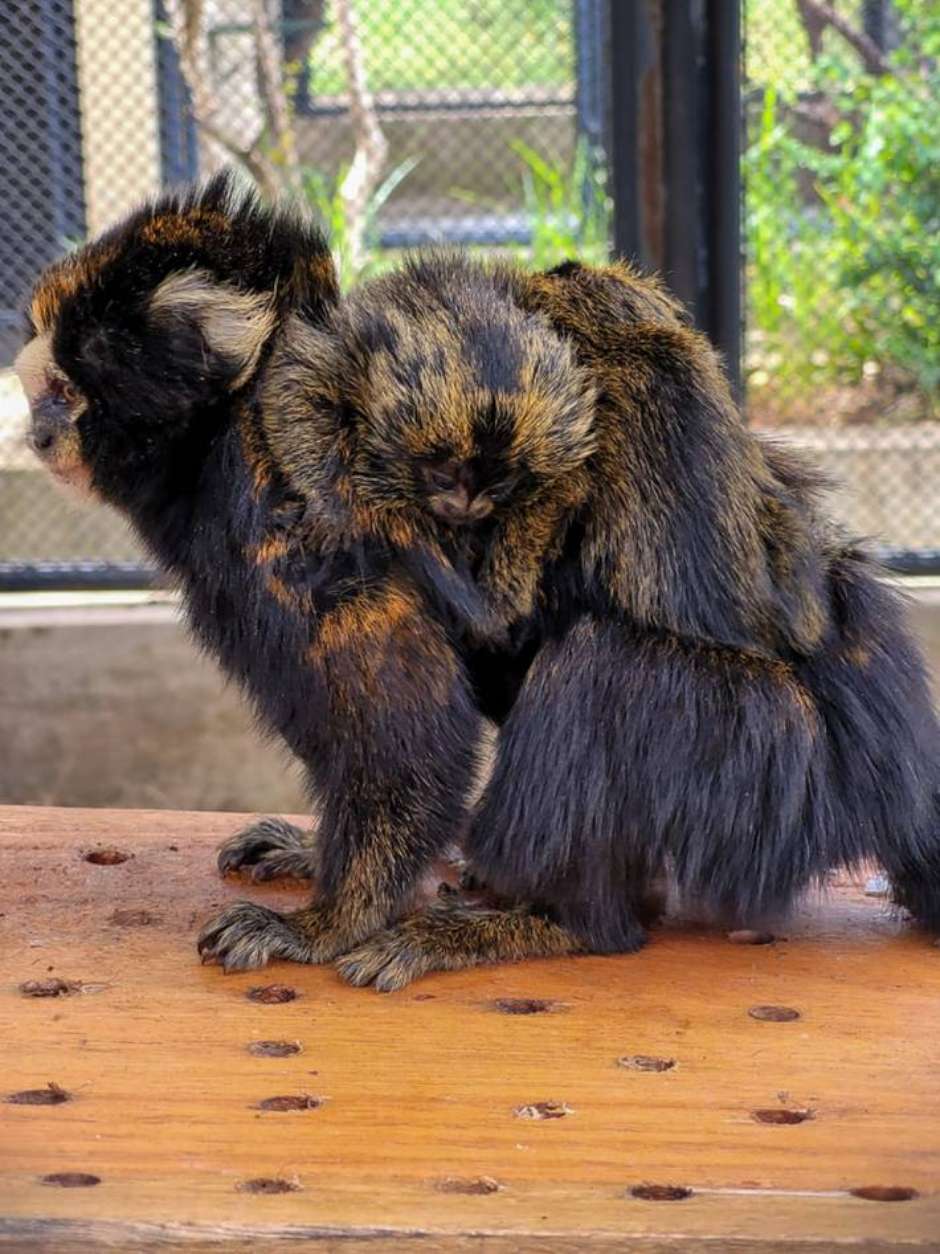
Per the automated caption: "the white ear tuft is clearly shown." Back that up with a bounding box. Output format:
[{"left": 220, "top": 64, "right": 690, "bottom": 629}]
[{"left": 150, "top": 269, "right": 277, "bottom": 389}]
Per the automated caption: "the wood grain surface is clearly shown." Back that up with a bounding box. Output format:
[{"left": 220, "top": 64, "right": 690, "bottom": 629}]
[{"left": 1, "top": 804, "right": 938, "bottom": 1250}]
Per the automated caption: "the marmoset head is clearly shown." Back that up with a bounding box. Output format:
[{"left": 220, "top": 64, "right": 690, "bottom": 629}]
[
  {"left": 265, "top": 254, "right": 597, "bottom": 531},
  {"left": 15, "top": 172, "right": 336, "bottom": 505}
]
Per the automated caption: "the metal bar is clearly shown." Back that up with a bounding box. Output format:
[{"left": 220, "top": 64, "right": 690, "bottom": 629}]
[
  {"left": 662, "top": 0, "right": 701, "bottom": 309},
  {"left": 154, "top": 0, "right": 199, "bottom": 185},
  {"left": 574, "top": 0, "right": 606, "bottom": 149},
  {"left": 296, "top": 94, "right": 576, "bottom": 118},
  {"left": 705, "top": 0, "right": 743, "bottom": 401},
  {"left": 0, "top": 563, "right": 161, "bottom": 593},
  {"left": 377, "top": 213, "right": 538, "bottom": 249},
  {"left": 607, "top": 0, "right": 741, "bottom": 396},
  {"left": 37, "top": 0, "right": 86, "bottom": 248},
  {"left": 608, "top": 0, "right": 658, "bottom": 267},
  {"left": 3, "top": 547, "right": 936, "bottom": 593},
  {"left": 607, "top": 0, "right": 638, "bottom": 262},
  {"left": 875, "top": 551, "right": 940, "bottom": 577}
]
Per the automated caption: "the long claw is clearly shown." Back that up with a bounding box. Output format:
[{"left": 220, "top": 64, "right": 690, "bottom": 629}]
[
  {"left": 215, "top": 817, "right": 315, "bottom": 879},
  {"left": 197, "top": 902, "right": 315, "bottom": 971}
]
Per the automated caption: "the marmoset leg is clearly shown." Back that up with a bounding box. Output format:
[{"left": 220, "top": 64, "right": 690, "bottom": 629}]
[
  {"left": 198, "top": 579, "right": 483, "bottom": 971},
  {"left": 336, "top": 619, "right": 650, "bottom": 989},
  {"left": 337, "top": 897, "right": 583, "bottom": 991}
]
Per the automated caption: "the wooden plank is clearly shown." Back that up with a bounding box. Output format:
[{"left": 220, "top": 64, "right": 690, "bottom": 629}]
[{"left": 0, "top": 804, "right": 938, "bottom": 1250}]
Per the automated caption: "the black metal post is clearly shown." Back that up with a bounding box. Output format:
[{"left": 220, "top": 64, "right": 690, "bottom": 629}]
[
  {"left": 574, "top": 0, "right": 608, "bottom": 151},
  {"left": 705, "top": 0, "right": 742, "bottom": 399},
  {"left": 0, "top": 0, "right": 85, "bottom": 363},
  {"left": 154, "top": 0, "right": 199, "bottom": 186},
  {"left": 607, "top": 0, "right": 742, "bottom": 400}
]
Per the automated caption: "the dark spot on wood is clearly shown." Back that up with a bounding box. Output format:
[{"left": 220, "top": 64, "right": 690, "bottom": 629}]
[
  {"left": 727, "top": 930, "right": 775, "bottom": 945},
  {"left": 256, "top": 1094, "right": 322, "bottom": 1112},
  {"left": 248, "top": 1040, "right": 302, "bottom": 1058},
  {"left": 247, "top": 984, "right": 298, "bottom": 1004},
  {"left": 492, "top": 998, "right": 562, "bottom": 1015},
  {"left": 435, "top": 1176, "right": 501, "bottom": 1195},
  {"left": 513, "top": 1100, "right": 571, "bottom": 1120},
  {"left": 19, "top": 978, "right": 81, "bottom": 998},
  {"left": 110, "top": 908, "right": 159, "bottom": 927},
  {"left": 748, "top": 1004, "right": 801, "bottom": 1022},
  {"left": 752, "top": 1108, "right": 814, "bottom": 1125},
  {"left": 617, "top": 1054, "right": 676, "bottom": 1072},
  {"left": 412, "top": 993, "right": 436, "bottom": 1001},
  {"left": 630, "top": 1184, "right": 693, "bottom": 1201},
  {"left": 41, "top": 1172, "right": 100, "bottom": 1188},
  {"left": 84, "top": 848, "right": 130, "bottom": 866},
  {"left": 7, "top": 1082, "right": 71, "bottom": 1106},
  {"left": 236, "top": 1177, "right": 300, "bottom": 1194},
  {"left": 851, "top": 1186, "right": 918, "bottom": 1202},
  {"left": 167, "top": 845, "right": 179, "bottom": 852}
]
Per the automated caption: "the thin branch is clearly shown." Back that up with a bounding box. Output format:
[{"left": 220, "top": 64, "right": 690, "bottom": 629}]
[
  {"left": 797, "top": 0, "right": 892, "bottom": 75},
  {"left": 163, "top": 0, "right": 295, "bottom": 200},
  {"left": 250, "top": 0, "right": 302, "bottom": 195},
  {"left": 334, "top": 0, "right": 388, "bottom": 272},
  {"left": 795, "top": 0, "right": 827, "bottom": 61}
]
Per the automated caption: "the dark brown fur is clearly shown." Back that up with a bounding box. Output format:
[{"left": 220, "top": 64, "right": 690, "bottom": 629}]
[{"left": 17, "top": 179, "right": 940, "bottom": 990}]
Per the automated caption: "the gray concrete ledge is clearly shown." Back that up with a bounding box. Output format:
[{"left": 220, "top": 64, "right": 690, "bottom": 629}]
[{"left": 0, "top": 597, "right": 307, "bottom": 812}]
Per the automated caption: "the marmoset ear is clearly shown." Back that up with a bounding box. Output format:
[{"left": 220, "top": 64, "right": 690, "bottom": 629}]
[{"left": 149, "top": 268, "right": 277, "bottom": 390}]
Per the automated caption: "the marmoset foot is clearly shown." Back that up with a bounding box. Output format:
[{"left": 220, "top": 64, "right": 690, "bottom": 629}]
[
  {"left": 335, "top": 899, "right": 584, "bottom": 992},
  {"left": 216, "top": 816, "right": 318, "bottom": 882},
  {"left": 197, "top": 902, "right": 319, "bottom": 971}
]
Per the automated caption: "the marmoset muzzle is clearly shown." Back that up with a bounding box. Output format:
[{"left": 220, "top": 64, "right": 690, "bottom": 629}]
[
  {"left": 29, "top": 394, "right": 71, "bottom": 456},
  {"left": 26, "top": 393, "right": 91, "bottom": 493}
]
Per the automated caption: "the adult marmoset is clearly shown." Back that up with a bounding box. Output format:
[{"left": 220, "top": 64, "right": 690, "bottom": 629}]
[{"left": 18, "top": 177, "right": 940, "bottom": 991}]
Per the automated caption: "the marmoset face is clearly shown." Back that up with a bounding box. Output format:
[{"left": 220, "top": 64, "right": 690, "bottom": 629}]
[
  {"left": 298, "top": 260, "right": 599, "bottom": 529},
  {"left": 416, "top": 453, "right": 514, "bottom": 527},
  {"left": 14, "top": 329, "right": 92, "bottom": 494}
]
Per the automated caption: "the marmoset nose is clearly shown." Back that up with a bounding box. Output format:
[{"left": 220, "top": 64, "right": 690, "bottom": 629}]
[
  {"left": 431, "top": 485, "right": 471, "bottom": 522},
  {"left": 29, "top": 396, "right": 69, "bottom": 456},
  {"left": 430, "top": 483, "right": 495, "bottom": 524},
  {"left": 447, "top": 484, "right": 472, "bottom": 514}
]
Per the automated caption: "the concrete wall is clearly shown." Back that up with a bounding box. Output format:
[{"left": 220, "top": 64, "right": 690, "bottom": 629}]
[
  {"left": 0, "top": 600, "right": 306, "bottom": 813},
  {"left": 3, "top": 586, "right": 940, "bottom": 813}
]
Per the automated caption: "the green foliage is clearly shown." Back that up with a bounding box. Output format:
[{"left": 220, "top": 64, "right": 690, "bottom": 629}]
[
  {"left": 452, "top": 139, "right": 611, "bottom": 270},
  {"left": 307, "top": 0, "right": 572, "bottom": 95},
  {"left": 301, "top": 157, "right": 420, "bottom": 286},
  {"left": 510, "top": 139, "right": 611, "bottom": 269},
  {"left": 745, "top": 0, "right": 940, "bottom": 418}
]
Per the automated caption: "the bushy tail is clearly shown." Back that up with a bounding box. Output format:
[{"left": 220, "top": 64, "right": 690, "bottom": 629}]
[{"left": 795, "top": 548, "right": 940, "bottom": 932}]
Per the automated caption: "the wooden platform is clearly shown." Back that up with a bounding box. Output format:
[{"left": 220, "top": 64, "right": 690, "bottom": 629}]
[{"left": 1, "top": 805, "right": 939, "bottom": 1251}]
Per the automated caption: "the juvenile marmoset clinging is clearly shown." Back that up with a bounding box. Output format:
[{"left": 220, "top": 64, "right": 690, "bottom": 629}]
[{"left": 18, "top": 175, "right": 940, "bottom": 990}]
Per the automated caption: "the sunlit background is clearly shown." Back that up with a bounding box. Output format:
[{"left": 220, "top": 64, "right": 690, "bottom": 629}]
[{"left": 2, "top": 0, "right": 937, "bottom": 573}]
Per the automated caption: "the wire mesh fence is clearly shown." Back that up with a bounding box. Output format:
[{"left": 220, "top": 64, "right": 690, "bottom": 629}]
[
  {"left": 0, "top": 0, "right": 938, "bottom": 585},
  {"left": 743, "top": 0, "right": 940, "bottom": 564},
  {"left": 0, "top": 0, "right": 609, "bottom": 583}
]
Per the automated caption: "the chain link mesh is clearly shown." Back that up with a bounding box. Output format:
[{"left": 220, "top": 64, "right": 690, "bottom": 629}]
[
  {"left": 1, "top": 1, "right": 936, "bottom": 580},
  {"left": 743, "top": 0, "right": 940, "bottom": 559},
  {"left": 1, "top": 0, "right": 605, "bottom": 578}
]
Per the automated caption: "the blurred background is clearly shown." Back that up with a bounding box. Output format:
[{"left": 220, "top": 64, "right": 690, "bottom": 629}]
[{"left": 1, "top": 0, "right": 939, "bottom": 811}]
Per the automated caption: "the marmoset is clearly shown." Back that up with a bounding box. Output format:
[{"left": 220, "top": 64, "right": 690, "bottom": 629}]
[{"left": 18, "top": 175, "right": 940, "bottom": 990}]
